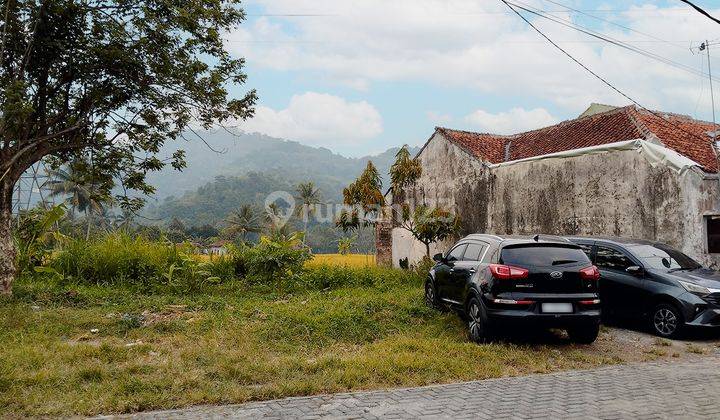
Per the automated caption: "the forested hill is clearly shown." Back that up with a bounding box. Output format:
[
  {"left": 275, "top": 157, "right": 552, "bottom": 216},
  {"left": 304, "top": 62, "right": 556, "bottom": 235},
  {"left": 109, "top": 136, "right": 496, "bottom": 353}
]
[{"left": 143, "top": 130, "right": 419, "bottom": 225}]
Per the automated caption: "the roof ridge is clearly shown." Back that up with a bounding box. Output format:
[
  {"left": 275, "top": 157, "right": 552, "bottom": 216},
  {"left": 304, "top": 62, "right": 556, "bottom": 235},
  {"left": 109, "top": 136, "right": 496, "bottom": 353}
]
[{"left": 438, "top": 105, "right": 640, "bottom": 140}]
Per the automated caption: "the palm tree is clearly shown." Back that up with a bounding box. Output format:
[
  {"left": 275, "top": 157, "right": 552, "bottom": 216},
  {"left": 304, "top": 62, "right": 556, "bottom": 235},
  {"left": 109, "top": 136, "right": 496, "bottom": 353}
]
[
  {"left": 46, "top": 166, "right": 106, "bottom": 239},
  {"left": 225, "top": 204, "right": 262, "bottom": 243},
  {"left": 114, "top": 210, "right": 135, "bottom": 231},
  {"left": 295, "top": 182, "right": 323, "bottom": 239}
]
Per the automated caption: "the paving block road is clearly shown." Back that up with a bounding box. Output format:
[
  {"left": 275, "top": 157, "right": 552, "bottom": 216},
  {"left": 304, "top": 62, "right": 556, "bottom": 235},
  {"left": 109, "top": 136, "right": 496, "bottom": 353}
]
[{"left": 106, "top": 356, "right": 720, "bottom": 419}]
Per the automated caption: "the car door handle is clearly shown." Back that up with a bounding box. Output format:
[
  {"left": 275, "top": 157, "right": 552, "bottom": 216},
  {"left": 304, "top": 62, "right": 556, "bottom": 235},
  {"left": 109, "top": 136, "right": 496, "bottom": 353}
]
[
  {"left": 449, "top": 268, "right": 455, "bottom": 273},
  {"left": 469, "top": 268, "right": 476, "bottom": 274}
]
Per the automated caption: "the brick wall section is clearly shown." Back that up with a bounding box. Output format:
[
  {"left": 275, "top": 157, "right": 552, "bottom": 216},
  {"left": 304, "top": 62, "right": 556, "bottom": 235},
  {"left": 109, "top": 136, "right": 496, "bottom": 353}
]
[{"left": 375, "top": 218, "right": 393, "bottom": 267}]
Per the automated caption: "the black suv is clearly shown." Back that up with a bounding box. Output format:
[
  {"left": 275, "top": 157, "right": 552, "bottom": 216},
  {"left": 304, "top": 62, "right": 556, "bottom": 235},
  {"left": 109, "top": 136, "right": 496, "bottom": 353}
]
[
  {"left": 568, "top": 236, "right": 720, "bottom": 338},
  {"left": 426, "top": 234, "right": 601, "bottom": 343}
]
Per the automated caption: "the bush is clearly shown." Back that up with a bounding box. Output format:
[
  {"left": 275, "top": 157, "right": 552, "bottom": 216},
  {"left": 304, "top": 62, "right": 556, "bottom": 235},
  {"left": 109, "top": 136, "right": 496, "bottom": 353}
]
[{"left": 243, "top": 233, "right": 311, "bottom": 291}]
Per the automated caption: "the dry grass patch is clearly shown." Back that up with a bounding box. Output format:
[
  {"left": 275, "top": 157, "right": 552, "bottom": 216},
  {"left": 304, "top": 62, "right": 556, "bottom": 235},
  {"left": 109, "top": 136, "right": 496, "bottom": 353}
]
[{"left": 0, "top": 271, "right": 711, "bottom": 417}]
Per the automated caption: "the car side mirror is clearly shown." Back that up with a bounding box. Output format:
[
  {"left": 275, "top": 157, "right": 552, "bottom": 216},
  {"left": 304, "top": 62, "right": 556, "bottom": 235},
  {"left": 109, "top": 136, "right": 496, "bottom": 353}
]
[
  {"left": 626, "top": 265, "right": 644, "bottom": 276},
  {"left": 432, "top": 253, "right": 444, "bottom": 262}
]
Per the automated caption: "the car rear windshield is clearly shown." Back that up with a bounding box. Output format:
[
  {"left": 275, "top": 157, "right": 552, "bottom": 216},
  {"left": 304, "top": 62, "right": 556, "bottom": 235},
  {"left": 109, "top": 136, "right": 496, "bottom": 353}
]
[
  {"left": 627, "top": 244, "right": 702, "bottom": 270},
  {"left": 500, "top": 245, "right": 591, "bottom": 267}
]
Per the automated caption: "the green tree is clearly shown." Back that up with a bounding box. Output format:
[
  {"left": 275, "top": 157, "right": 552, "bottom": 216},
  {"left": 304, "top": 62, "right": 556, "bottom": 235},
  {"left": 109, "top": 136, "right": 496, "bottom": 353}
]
[
  {"left": 295, "top": 182, "right": 322, "bottom": 239},
  {"left": 225, "top": 204, "right": 262, "bottom": 243},
  {"left": 337, "top": 161, "right": 385, "bottom": 231},
  {"left": 400, "top": 205, "right": 461, "bottom": 258},
  {"left": 0, "top": 0, "right": 257, "bottom": 294},
  {"left": 46, "top": 163, "right": 108, "bottom": 239},
  {"left": 389, "top": 145, "right": 422, "bottom": 198}
]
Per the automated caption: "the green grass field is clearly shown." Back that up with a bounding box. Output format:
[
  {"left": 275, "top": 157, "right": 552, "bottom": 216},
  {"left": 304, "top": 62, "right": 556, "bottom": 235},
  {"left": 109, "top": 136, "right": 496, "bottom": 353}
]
[{"left": 0, "top": 268, "right": 674, "bottom": 417}]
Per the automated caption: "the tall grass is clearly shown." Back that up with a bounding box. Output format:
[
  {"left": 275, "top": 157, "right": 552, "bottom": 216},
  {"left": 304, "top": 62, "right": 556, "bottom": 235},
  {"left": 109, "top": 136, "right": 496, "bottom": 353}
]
[{"left": 48, "top": 233, "right": 236, "bottom": 289}]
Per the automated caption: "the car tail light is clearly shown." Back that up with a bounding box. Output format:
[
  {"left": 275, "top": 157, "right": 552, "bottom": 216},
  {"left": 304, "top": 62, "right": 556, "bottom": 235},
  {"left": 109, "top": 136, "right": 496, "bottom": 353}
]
[
  {"left": 578, "top": 299, "right": 601, "bottom": 305},
  {"left": 579, "top": 265, "right": 600, "bottom": 281},
  {"left": 494, "top": 299, "right": 534, "bottom": 305},
  {"left": 489, "top": 264, "right": 529, "bottom": 280}
]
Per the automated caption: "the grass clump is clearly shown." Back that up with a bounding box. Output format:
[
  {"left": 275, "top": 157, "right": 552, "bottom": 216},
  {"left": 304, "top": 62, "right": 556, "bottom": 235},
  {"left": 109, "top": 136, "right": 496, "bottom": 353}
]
[{"left": 0, "top": 267, "right": 658, "bottom": 418}]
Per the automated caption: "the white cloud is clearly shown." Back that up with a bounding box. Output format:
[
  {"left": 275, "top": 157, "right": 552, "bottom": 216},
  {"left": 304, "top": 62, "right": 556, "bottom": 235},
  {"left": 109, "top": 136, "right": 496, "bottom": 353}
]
[
  {"left": 242, "top": 92, "right": 383, "bottom": 146},
  {"left": 230, "top": 1, "right": 720, "bottom": 115},
  {"left": 464, "top": 107, "right": 559, "bottom": 134}
]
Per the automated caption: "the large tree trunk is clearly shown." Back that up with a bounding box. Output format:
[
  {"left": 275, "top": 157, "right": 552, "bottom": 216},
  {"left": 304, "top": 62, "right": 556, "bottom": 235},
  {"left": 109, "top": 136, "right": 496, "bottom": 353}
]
[{"left": 0, "top": 182, "right": 16, "bottom": 295}]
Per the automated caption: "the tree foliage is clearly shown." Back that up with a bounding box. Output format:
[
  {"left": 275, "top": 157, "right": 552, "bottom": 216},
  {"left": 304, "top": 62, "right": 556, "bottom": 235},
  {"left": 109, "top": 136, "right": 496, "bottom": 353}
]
[
  {"left": 225, "top": 204, "right": 262, "bottom": 243},
  {"left": 0, "top": 0, "right": 256, "bottom": 208},
  {"left": 0, "top": 0, "right": 257, "bottom": 293},
  {"left": 400, "top": 205, "right": 460, "bottom": 257},
  {"left": 389, "top": 145, "right": 422, "bottom": 196},
  {"left": 337, "top": 161, "right": 385, "bottom": 231}
]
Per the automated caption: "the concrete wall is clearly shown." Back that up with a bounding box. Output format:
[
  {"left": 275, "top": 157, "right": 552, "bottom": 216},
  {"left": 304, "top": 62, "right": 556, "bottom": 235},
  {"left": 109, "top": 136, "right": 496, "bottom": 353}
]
[{"left": 390, "top": 132, "right": 720, "bottom": 268}]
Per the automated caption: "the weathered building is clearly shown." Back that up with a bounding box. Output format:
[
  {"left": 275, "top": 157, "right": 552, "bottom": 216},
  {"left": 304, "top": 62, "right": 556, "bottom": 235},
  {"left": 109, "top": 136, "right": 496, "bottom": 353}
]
[{"left": 383, "top": 104, "right": 720, "bottom": 268}]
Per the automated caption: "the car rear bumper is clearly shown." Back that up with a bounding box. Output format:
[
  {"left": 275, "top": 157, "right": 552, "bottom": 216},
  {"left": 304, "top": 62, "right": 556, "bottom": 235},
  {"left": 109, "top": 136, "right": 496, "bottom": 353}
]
[
  {"left": 484, "top": 295, "right": 601, "bottom": 327},
  {"left": 486, "top": 307, "right": 601, "bottom": 327}
]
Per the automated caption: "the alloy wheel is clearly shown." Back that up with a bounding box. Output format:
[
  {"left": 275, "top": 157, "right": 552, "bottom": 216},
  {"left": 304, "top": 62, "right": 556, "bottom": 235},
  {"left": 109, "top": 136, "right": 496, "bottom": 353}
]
[
  {"left": 469, "top": 302, "right": 483, "bottom": 338},
  {"left": 425, "top": 282, "right": 435, "bottom": 306},
  {"left": 653, "top": 307, "right": 678, "bottom": 336}
]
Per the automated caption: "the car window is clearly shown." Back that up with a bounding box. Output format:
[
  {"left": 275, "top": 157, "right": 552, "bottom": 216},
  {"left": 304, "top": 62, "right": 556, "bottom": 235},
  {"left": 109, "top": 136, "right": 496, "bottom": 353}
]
[
  {"left": 627, "top": 244, "right": 702, "bottom": 271},
  {"left": 500, "top": 245, "right": 590, "bottom": 267},
  {"left": 446, "top": 244, "right": 467, "bottom": 262},
  {"left": 575, "top": 243, "right": 594, "bottom": 260},
  {"left": 595, "top": 246, "right": 634, "bottom": 272},
  {"left": 463, "top": 243, "right": 486, "bottom": 261}
]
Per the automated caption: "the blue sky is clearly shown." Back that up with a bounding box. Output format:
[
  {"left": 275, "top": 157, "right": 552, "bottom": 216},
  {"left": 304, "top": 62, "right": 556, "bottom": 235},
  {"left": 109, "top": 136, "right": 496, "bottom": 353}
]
[{"left": 226, "top": 0, "right": 720, "bottom": 156}]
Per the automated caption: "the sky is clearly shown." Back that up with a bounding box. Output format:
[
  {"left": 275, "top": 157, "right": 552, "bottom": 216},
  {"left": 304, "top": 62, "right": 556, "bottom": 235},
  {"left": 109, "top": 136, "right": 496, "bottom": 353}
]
[{"left": 224, "top": 0, "right": 720, "bottom": 157}]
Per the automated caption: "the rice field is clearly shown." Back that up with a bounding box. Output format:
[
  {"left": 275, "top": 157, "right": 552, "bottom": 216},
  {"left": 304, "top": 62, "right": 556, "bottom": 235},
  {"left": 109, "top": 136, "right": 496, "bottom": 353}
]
[{"left": 306, "top": 253, "right": 376, "bottom": 267}]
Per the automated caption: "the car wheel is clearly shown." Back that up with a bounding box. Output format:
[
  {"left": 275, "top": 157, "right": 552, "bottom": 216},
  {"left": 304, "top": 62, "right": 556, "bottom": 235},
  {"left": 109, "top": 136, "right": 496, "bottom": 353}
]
[
  {"left": 567, "top": 323, "right": 600, "bottom": 344},
  {"left": 424, "top": 278, "right": 445, "bottom": 311},
  {"left": 467, "top": 297, "right": 492, "bottom": 344},
  {"left": 650, "top": 303, "right": 683, "bottom": 338}
]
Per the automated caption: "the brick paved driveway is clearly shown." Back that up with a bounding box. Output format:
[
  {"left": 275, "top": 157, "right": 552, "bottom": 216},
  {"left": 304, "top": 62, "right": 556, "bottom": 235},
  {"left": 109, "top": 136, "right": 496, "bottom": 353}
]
[{"left": 107, "top": 356, "right": 720, "bottom": 419}]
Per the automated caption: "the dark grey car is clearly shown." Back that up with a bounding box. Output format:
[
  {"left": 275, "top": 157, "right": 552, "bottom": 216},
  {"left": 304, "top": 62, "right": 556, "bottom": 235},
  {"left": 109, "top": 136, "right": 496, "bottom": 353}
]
[{"left": 568, "top": 236, "right": 720, "bottom": 338}]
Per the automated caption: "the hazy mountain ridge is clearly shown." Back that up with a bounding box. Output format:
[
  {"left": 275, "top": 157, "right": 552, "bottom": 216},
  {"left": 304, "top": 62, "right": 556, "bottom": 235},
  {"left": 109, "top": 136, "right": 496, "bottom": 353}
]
[{"left": 144, "top": 130, "right": 419, "bottom": 225}]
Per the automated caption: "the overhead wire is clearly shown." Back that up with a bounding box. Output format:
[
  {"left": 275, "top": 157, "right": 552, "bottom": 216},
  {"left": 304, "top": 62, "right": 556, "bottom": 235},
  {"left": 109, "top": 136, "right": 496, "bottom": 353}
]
[
  {"left": 540, "top": 0, "right": 688, "bottom": 51},
  {"left": 499, "top": 0, "right": 719, "bottom": 160},
  {"left": 507, "top": 0, "right": 713, "bottom": 80},
  {"left": 678, "top": 0, "right": 720, "bottom": 25}
]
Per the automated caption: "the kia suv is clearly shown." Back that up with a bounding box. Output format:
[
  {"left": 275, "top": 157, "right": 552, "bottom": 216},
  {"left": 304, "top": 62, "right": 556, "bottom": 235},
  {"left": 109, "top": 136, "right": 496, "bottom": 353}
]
[
  {"left": 568, "top": 236, "right": 720, "bottom": 338},
  {"left": 426, "top": 234, "right": 601, "bottom": 343}
]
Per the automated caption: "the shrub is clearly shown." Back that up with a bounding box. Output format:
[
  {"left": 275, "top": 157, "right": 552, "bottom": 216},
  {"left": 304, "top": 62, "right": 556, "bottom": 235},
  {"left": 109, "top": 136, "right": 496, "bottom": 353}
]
[
  {"left": 13, "top": 204, "right": 67, "bottom": 275},
  {"left": 243, "top": 233, "right": 311, "bottom": 291}
]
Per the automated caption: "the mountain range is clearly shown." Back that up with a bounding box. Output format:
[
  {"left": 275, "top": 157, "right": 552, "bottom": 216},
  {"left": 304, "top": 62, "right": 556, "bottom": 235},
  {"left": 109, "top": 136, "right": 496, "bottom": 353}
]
[{"left": 142, "top": 130, "right": 419, "bottom": 226}]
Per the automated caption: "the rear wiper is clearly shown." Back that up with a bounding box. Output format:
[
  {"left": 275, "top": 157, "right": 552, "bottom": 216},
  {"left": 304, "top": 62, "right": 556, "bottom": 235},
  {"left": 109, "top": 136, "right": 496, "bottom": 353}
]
[{"left": 552, "top": 259, "right": 578, "bottom": 265}]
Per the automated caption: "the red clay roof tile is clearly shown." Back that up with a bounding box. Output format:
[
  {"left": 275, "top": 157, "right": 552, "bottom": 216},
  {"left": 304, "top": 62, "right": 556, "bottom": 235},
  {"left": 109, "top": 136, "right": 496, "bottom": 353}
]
[{"left": 436, "top": 105, "right": 719, "bottom": 173}]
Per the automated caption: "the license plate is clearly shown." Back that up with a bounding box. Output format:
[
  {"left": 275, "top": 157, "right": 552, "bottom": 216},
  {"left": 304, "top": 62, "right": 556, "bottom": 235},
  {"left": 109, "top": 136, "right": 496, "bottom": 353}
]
[{"left": 541, "top": 303, "right": 573, "bottom": 313}]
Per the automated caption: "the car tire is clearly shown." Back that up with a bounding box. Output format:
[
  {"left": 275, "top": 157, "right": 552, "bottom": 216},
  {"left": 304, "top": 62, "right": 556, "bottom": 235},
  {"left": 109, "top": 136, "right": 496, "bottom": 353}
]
[
  {"left": 424, "top": 278, "right": 445, "bottom": 311},
  {"left": 650, "top": 303, "right": 684, "bottom": 338},
  {"left": 467, "top": 297, "right": 492, "bottom": 344},
  {"left": 567, "top": 323, "right": 600, "bottom": 344}
]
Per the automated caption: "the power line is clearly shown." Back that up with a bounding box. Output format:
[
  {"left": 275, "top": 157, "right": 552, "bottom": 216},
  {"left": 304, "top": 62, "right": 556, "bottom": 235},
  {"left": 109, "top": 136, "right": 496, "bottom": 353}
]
[
  {"left": 678, "top": 0, "right": 720, "bottom": 25},
  {"left": 507, "top": 1, "right": 713, "bottom": 80},
  {"left": 540, "top": 0, "right": 687, "bottom": 51},
  {"left": 499, "top": 0, "right": 642, "bottom": 107},
  {"left": 499, "top": 0, "right": 718, "bottom": 158}
]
